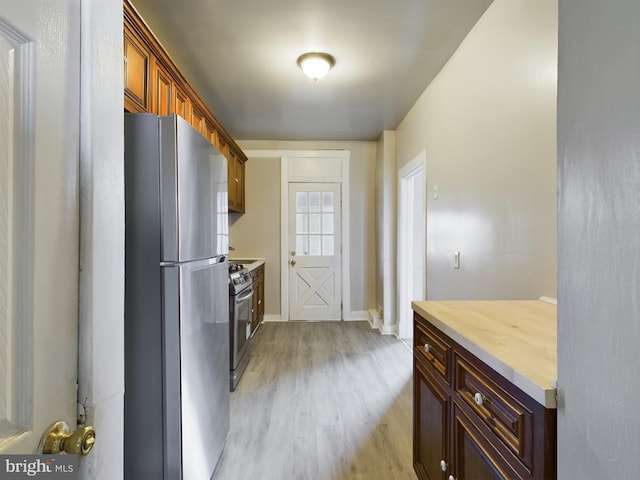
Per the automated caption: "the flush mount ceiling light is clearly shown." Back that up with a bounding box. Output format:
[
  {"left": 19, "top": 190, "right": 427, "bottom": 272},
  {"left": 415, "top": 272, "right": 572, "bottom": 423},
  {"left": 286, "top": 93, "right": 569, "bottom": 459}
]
[{"left": 296, "top": 52, "right": 335, "bottom": 81}]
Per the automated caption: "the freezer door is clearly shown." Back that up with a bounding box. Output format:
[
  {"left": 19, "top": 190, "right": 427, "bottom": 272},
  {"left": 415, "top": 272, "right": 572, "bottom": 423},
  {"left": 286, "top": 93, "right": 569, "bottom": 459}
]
[
  {"left": 160, "top": 115, "right": 228, "bottom": 262},
  {"left": 163, "top": 257, "right": 230, "bottom": 479}
]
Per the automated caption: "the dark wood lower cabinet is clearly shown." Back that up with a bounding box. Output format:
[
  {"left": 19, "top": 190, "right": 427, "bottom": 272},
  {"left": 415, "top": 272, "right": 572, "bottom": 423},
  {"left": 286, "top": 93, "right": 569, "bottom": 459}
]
[
  {"left": 413, "top": 312, "right": 556, "bottom": 480},
  {"left": 250, "top": 264, "right": 264, "bottom": 335},
  {"left": 414, "top": 358, "right": 450, "bottom": 480},
  {"left": 453, "top": 403, "right": 517, "bottom": 480}
]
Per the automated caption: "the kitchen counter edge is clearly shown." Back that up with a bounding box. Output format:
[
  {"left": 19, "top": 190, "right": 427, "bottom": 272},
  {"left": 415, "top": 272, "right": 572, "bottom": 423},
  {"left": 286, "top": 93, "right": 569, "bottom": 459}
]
[
  {"left": 229, "top": 258, "right": 265, "bottom": 273},
  {"left": 412, "top": 300, "right": 557, "bottom": 409}
]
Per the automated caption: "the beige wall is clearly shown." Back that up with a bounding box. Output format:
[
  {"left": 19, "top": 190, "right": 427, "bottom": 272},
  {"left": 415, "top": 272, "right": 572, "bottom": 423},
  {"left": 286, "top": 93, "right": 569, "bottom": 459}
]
[
  {"left": 234, "top": 140, "right": 377, "bottom": 318},
  {"left": 396, "top": 0, "right": 558, "bottom": 300},
  {"left": 228, "top": 157, "right": 282, "bottom": 317}
]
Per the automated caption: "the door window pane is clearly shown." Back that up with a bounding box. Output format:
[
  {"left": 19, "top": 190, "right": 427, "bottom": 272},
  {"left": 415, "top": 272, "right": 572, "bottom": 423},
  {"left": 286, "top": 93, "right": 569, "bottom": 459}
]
[
  {"left": 322, "top": 236, "right": 334, "bottom": 256},
  {"left": 296, "top": 192, "right": 308, "bottom": 212},
  {"left": 322, "top": 213, "right": 334, "bottom": 234},
  {"left": 309, "top": 236, "right": 321, "bottom": 256},
  {"left": 309, "top": 214, "right": 321, "bottom": 234},
  {"left": 322, "top": 192, "right": 334, "bottom": 212},
  {"left": 296, "top": 214, "right": 308, "bottom": 234},
  {"left": 309, "top": 192, "right": 321, "bottom": 212},
  {"left": 296, "top": 236, "right": 308, "bottom": 256}
]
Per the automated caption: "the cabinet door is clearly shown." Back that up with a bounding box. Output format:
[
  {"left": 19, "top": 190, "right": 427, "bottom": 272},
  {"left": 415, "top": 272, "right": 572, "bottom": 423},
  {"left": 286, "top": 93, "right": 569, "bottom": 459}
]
[
  {"left": 174, "top": 84, "right": 190, "bottom": 120},
  {"left": 124, "top": 26, "right": 149, "bottom": 112},
  {"left": 151, "top": 60, "right": 173, "bottom": 115},
  {"left": 249, "top": 266, "right": 264, "bottom": 334},
  {"left": 414, "top": 359, "right": 450, "bottom": 480},
  {"left": 191, "top": 105, "right": 206, "bottom": 136},
  {"left": 251, "top": 278, "right": 260, "bottom": 333},
  {"left": 216, "top": 132, "right": 228, "bottom": 156},
  {"left": 230, "top": 152, "right": 245, "bottom": 213},
  {"left": 452, "top": 403, "right": 518, "bottom": 480},
  {"left": 256, "top": 267, "right": 264, "bottom": 321},
  {"left": 205, "top": 121, "right": 217, "bottom": 145}
]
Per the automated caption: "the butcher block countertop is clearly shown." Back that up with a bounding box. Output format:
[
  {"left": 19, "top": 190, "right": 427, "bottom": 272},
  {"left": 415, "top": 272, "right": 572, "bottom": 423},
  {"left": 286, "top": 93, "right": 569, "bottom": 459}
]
[{"left": 412, "top": 300, "right": 557, "bottom": 408}]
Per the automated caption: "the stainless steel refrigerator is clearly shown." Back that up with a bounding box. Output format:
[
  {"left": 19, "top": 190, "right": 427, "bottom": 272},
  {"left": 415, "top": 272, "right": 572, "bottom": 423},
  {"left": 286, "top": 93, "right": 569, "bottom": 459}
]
[{"left": 124, "top": 113, "right": 230, "bottom": 479}]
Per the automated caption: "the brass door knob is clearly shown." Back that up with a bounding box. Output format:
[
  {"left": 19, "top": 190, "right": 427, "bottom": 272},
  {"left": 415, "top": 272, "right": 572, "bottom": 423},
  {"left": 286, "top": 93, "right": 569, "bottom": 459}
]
[
  {"left": 290, "top": 259, "right": 296, "bottom": 266},
  {"left": 39, "top": 421, "right": 96, "bottom": 456}
]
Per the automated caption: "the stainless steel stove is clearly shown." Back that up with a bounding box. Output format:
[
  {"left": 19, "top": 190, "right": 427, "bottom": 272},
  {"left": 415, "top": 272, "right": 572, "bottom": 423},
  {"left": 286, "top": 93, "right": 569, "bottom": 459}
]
[{"left": 229, "top": 263, "right": 253, "bottom": 391}]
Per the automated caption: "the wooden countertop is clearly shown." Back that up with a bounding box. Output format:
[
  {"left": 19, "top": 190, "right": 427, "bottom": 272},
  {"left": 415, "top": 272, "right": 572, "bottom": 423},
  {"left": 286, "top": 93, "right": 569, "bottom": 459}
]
[
  {"left": 412, "top": 300, "right": 557, "bottom": 408},
  {"left": 229, "top": 258, "right": 265, "bottom": 273}
]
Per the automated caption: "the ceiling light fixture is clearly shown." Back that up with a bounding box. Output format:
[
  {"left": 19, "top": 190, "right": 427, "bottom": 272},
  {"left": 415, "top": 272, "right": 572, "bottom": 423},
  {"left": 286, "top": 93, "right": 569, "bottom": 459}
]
[{"left": 296, "top": 52, "right": 335, "bottom": 81}]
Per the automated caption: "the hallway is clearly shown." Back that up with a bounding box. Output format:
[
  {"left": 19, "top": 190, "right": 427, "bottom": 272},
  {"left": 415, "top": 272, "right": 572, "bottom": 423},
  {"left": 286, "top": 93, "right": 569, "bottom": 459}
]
[{"left": 212, "top": 321, "right": 416, "bottom": 479}]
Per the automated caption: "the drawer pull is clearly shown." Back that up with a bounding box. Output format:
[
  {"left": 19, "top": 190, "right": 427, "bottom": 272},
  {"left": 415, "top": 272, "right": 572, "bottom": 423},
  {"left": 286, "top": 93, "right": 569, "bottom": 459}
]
[
  {"left": 440, "top": 459, "right": 448, "bottom": 472},
  {"left": 448, "top": 476, "right": 456, "bottom": 480},
  {"left": 424, "top": 343, "right": 430, "bottom": 353},
  {"left": 474, "top": 392, "right": 486, "bottom": 406}
]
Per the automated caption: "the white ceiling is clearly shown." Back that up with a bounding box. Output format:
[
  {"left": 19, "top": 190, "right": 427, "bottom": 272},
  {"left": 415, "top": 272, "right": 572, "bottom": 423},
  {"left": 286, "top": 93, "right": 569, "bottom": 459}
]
[{"left": 129, "top": 0, "right": 493, "bottom": 141}]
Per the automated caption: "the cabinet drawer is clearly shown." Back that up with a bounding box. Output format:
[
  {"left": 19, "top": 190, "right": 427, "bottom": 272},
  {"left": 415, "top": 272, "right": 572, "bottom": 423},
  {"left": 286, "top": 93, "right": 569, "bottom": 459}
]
[
  {"left": 414, "top": 315, "right": 452, "bottom": 383},
  {"left": 454, "top": 353, "right": 534, "bottom": 470}
]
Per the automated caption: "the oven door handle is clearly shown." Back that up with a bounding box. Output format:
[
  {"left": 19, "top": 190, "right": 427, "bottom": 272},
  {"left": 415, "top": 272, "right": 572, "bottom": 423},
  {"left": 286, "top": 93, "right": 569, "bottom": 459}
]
[{"left": 236, "top": 287, "right": 253, "bottom": 303}]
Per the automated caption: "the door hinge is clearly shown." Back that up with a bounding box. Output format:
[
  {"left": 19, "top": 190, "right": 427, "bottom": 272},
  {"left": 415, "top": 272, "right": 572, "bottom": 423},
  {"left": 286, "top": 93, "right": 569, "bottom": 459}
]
[{"left": 77, "top": 402, "right": 86, "bottom": 426}]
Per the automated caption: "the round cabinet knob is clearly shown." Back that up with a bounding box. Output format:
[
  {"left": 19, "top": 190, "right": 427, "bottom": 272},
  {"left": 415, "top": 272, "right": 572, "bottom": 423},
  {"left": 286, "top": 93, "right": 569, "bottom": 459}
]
[
  {"left": 474, "top": 392, "right": 486, "bottom": 406},
  {"left": 424, "top": 343, "right": 430, "bottom": 353},
  {"left": 440, "top": 459, "right": 448, "bottom": 472},
  {"left": 449, "top": 476, "right": 456, "bottom": 480}
]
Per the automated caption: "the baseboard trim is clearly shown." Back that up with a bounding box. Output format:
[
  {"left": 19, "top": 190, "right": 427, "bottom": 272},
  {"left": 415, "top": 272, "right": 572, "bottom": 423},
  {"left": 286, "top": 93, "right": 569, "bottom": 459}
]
[
  {"left": 346, "top": 310, "right": 368, "bottom": 321},
  {"left": 380, "top": 322, "right": 398, "bottom": 336}
]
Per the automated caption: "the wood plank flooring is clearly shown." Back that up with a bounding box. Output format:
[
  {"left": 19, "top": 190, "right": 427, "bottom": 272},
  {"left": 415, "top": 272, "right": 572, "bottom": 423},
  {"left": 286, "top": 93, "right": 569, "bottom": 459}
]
[{"left": 212, "top": 321, "right": 416, "bottom": 480}]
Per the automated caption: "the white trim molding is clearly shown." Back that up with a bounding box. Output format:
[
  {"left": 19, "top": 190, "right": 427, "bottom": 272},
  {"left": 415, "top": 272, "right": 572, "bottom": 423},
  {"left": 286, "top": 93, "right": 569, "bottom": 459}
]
[{"left": 397, "top": 150, "right": 427, "bottom": 339}]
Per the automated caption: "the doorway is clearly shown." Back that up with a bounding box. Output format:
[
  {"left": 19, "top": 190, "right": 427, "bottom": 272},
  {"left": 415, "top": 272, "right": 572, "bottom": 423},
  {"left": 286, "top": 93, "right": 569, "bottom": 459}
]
[
  {"left": 397, "top": 151, "right": 426, "bottom": 339},
  {"left": 276, "top": 152, "right": 350, "bottom": 321}
]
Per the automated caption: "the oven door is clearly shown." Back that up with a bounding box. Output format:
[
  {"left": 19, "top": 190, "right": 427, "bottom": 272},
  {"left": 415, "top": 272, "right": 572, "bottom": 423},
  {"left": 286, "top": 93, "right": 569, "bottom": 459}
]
[{"left": 231, "top": 286, "right": 253, "bottom": 369}]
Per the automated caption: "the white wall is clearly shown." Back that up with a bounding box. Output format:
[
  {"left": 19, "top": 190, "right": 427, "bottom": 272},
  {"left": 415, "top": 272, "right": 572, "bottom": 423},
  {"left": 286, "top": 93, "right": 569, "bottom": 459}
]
[
  {"left": 557, "top": 0, "right": 640, "bottom": 477},
  {"left": 235, "top": 140, "right": 377, "bottom": 318},
  {"left": 228, "top": 157, "right": 282, "bottom": 318},
  {"left": 395, "top": 0, "right": 558, "bottom": 301}
]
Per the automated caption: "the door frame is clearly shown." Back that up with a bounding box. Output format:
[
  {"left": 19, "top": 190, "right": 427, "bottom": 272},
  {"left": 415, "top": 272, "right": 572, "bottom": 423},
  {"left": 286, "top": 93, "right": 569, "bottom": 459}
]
[
  {"left": 397, "top": 150, "right": 427, "bottom": 339},
  {"left": 76, "top": 1, "right": 125, "bottom": 477},
  {"left": 242, "top": 150, "right": 350, "bottom": 321},
  {"left": 282, "top": 152, "right": 350, "bottom": 321}
]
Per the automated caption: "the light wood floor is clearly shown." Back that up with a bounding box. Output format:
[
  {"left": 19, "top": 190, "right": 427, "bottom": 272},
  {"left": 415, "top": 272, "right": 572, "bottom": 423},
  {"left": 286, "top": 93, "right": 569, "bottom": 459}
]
[{"left": 212, "top": 321, "right": 416, "bottom": 480}]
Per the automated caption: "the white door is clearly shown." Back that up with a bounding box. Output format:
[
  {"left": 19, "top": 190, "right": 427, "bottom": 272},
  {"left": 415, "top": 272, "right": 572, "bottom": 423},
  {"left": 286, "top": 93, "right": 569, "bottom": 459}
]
[
  {"left": 0, "top": 2, "right": 81, "bottom": 454},
  {"left": 289, "top": 183, "right": 342, "bottom": 321}
]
